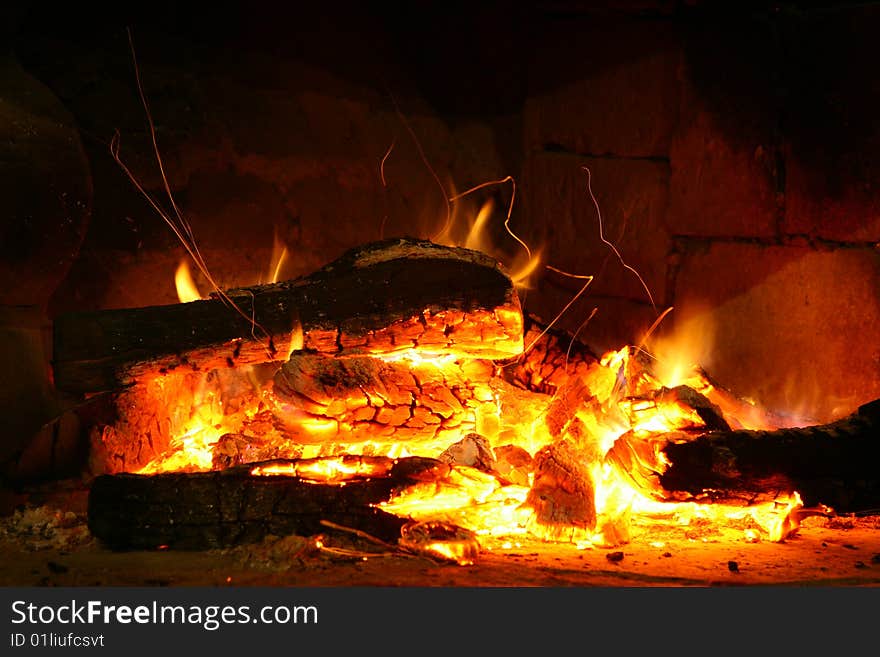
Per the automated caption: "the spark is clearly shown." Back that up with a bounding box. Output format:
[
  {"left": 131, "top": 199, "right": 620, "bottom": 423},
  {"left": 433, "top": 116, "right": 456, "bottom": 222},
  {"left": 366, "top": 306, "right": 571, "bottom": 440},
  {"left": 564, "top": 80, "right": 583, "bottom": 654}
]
[
  {"left": 379, "top": 139, "right": 395, "bottom": 188},
  {"left": 633, "top": 305, "right": 675, "bottom": 361},
  {"left": 449, "top": 176, "right": 531, "bottom": 271},
  {"left": 521, "top": 272, "right": 594, "bottom": 357},
  {"left": 582, "top": 166, "right": 657, "bottom": 312},
  {"left": 378, "top": 139, "right": 395, "bottom": 240},
  {"left": 565, "top": 307, "right": 598, "bottom": 375},
  {"left": 389, "top": 95, "right": 452, "bottom": 243},
  {"left": 114, "top": 28, "right": 274, "bottom": 352}
]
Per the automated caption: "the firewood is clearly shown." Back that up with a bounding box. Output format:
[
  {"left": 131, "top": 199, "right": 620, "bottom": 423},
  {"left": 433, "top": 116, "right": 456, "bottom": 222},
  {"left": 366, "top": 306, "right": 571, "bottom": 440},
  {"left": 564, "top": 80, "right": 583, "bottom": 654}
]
[
  {"left": 493, "top": 444, "right": 533, "bottom": 486},
  {"left": 270, "top": 351, "right": 498, "bottom": 447},
  {"left": 53, "top": 238, "right": 523, "bottom": 394},
  {"left": 607, "top": 399, "right": 880, "bottom": 512},
  {"left": 502, "top": 315, "right": 601, "bottom": 395},
  {"left": 524, "top": 439, "right": 597, "bottom": 541},
  {"left": 87, "top": 455, "right": 446, "bottom": 549},
  {"left": 438, "top": 433, "right": 497, "bottom": 472}
]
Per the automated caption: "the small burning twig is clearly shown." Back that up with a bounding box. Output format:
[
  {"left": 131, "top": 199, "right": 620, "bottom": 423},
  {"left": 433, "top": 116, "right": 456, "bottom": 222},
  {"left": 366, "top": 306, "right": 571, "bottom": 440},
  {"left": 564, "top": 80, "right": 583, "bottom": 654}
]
[{"left": 318, "top": 519, "right": 398, "bottom": 550}]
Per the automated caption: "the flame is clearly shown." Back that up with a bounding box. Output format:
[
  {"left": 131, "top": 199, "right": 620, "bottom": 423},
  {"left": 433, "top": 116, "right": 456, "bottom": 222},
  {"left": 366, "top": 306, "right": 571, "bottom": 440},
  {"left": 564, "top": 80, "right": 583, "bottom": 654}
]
[
  {"left": 380, "top": 466, "right": 532, "bottom": 538},
  {"left": 138, "top": 418, "right": 226, "bottom": 474},
  {"left": 266, "top": 231, "right": 289, "bottom": 284},
  {"left": 135, "top": 332, "right": 805, "bottom": 552},
  {"left": 175, "top": 260, "right": 203, "bottom": 303},
  {"left": 436, "top": 197, "right": 543, "bottom": 290},
  {"left": 645, "top": 306, "right": 716, "bottom": 389}
]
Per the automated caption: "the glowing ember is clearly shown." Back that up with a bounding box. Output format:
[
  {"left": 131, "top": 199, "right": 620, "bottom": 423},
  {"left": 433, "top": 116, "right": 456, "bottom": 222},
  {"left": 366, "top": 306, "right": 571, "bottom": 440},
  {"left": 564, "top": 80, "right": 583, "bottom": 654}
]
[
  {"left": 132, "top": 330, "right": 805, "bottom": 552},
  {"left": 399, "top": 521, "right": 481, "bottom": 565},
  {"left": 251, "top": 456, "right": 393, "bottom": 483}
]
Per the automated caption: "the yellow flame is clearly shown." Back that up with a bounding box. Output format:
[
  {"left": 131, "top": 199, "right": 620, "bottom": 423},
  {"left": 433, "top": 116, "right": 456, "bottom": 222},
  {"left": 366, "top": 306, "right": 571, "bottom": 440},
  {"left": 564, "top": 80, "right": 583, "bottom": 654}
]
[
  {"left": 175, "top": 260, "right": 203, "bottom": 303},
  {"left": 138, "top": 418, "right": 225, "bottom": 474},
  {"left": 437, "top": 198, "right": 543, "bottom": 290},
  {"left": 251, "top": 457, "right": 392, "bottom": 482},
  {"left": 267, "top": 231, "right": 289, "bottom": 284},
  {"left": 143, "top": 268, "right": 810, "bottom": 552},
  {"left": 646, "top": 306, "right": 716, "bottom": 389}
]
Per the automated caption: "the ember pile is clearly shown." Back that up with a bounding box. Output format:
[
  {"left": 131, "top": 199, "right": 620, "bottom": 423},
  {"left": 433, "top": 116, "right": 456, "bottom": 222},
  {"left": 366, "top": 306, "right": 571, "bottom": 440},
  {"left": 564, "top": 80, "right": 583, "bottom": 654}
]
[{"left": 54, "top": 238, "right": 880, "bottom": 564}]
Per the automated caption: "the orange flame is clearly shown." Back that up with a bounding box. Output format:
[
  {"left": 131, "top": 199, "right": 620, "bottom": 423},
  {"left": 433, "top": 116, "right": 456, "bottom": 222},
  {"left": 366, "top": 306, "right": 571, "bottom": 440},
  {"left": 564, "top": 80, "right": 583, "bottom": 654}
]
[
  {"left": 436, "top": 196, "right": 543, "bottom": 290},
  {"left": 174, "top": 260, "right": 203, "bottom": 303}
]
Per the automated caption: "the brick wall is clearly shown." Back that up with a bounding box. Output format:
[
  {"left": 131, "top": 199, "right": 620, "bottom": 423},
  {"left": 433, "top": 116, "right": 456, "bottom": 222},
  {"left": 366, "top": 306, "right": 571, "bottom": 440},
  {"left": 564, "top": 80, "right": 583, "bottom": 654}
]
[{"left": 520, "top": 3, "right": 880, "bottom": 421}]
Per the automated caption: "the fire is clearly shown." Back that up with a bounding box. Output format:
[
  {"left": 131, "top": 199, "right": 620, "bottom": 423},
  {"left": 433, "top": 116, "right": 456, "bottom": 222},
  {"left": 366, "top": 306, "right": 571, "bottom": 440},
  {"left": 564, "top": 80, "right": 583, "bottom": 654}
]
[
  {"left": 174, "top": 260, "right": 203, "bottom": 303},
  {"left": 251, "top": 456, "right": 393, "bottom": 482},
  {"left": 374, "top": 345, "right": 806, "bottom": 550},
  {"left": 266, "top": 232, "right": 289, "bottom": 284},
  {"left": 128, "top": 228, "right": 814, "bottom": 564},
  {"left": 435, "top": 195, "right": 543, "bottom": 290}
]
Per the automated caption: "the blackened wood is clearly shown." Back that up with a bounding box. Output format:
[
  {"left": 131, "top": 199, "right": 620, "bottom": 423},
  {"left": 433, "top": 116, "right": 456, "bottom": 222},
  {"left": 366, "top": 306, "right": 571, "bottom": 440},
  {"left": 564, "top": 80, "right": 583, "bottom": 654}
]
[
  {"left": 87, "top": 455, "right": 445, "bottom": 550},
  {"left": 54, "top": 238, "right": 522, "bottom": 394},
  {"left": 611, "top": 399, "right": 880, "bottom": 512}
]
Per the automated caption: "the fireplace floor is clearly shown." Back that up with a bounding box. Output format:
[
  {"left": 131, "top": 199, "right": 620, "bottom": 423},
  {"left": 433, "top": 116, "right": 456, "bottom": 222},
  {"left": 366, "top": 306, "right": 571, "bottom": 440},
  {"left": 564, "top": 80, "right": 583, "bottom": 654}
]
[{"left": 1, "top": 497, "right": 878, "bottom": 587}]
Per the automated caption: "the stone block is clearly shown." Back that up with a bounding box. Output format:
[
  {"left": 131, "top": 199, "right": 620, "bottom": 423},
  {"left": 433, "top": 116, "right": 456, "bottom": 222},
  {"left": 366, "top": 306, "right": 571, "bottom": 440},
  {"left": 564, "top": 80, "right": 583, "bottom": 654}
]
[
  {"left": 785, "top": 156, "right": 880, "bottom": 243},
  {"left": 525, "top": 278, "right": 660, "bottom": 357},
  {"left": 667, "top": 87, "right": 778, "bottom": 238},
  {"left": 671, "top": 241, "right": 880, "bottom": 422},
  {"left": 522, "top": 152, "right": 671, "bottom": 305},
  {"left": 524, "top": 16, "right": 680, "bottom": 158},
  {"left": 0, "top": 58, "right": 91, "bottom": 308},
  {"left": 781, "top": 8, "right": 880, "bottom": 242},
  {"left": 667, "top": 12, "right": 781, "bottom": 239}
]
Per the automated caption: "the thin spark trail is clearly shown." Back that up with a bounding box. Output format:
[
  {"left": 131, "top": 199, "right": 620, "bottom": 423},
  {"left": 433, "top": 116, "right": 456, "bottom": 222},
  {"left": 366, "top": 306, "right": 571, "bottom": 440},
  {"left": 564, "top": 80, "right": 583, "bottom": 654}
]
[
  {"left": 565, "top": 307, "right": 598, "bottom": 375},
  {"left": 389, "top": 95, "right": 452, "bottom": 242},
  {"left": 521, "top": 273, "right": 594, "bottom": 357},
  {"left": 378, "top": 139, "right": 395, "bottom": 239},
  {"left": 632, "top": 305, "right": 674, "bottom": 363},
  {"left": 449, "top": 176, "right": 532, "bottom": 269},
  {"left": 582, "top": 166, "right": 657, "bottom": 313},
  {"left": 380, "top": 139, "right": 395, "bottom": 188},
  {"left": 117, "top": 28, "right": 273, "bottom": 348}
]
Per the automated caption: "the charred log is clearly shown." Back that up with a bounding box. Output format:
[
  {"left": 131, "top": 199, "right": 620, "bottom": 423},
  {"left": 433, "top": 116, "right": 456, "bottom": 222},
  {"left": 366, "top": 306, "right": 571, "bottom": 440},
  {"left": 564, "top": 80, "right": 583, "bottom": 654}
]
[
  {"left": 54, "top": 238, "right": 523, "bottom": 394},
  {"left": 609, "top": 399, "right": 880, "bottom": 512},
  {"left": 493, "top": 444, "right": 533, "bottom": 486},
  {"left": 270, "top": 351, "right": 498, "bottom": 446},
  {"left": 524, "top": 439, "right": 597, "bottom": 541},
  {"left": 503, "top": 315, "right": 600, "bottom": 395},
  {"left": 87, "top": 455, "right": 445, "bottom": 550}
]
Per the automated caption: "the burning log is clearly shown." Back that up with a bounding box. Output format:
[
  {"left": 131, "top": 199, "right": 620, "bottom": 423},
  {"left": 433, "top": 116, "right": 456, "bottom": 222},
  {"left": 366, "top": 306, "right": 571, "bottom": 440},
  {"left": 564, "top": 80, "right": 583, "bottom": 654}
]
[
  {"left": 438, "top": 433, "right": 497, "bottom": 473},
  {"left": 524, "top": 439, "right": 597, "bottom": 541},
  {"left": 503, "top": 315, "right": 601, "bottom": 395},
  {"left": 53, "top": 238, "right": 523, "bottom": 394},
  {"left": 493, "top": 444, "right": 533, "bottom": 486},
  {"left": 269, "top": 351, "right": 498, "bottom": 447},
  {"left": 87, "top": 455, "right": 446, "bottom": 549},
  {"left": 608, "top": 399, "right": 880, "bottom": 512}
]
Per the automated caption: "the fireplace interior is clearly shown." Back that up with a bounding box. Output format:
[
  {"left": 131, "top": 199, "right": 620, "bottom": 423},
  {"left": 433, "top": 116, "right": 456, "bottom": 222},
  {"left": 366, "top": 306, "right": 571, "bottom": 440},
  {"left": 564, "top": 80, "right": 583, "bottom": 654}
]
[{"left": 1, "top": 1, "right": 879, "bottom": 586}]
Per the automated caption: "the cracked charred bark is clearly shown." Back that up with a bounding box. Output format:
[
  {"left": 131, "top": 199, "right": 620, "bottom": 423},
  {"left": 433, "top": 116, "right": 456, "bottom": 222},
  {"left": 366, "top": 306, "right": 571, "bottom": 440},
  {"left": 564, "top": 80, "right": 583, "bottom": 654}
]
[
  {"left": 87, "top": 456, "right": 445, "bottom": 549},
  {"left": 53, "top": 238, "right": 523, "bottom": 393},
  {"left": 608, "top": 399, "right": 880, "bottom": 512}
]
